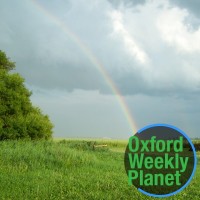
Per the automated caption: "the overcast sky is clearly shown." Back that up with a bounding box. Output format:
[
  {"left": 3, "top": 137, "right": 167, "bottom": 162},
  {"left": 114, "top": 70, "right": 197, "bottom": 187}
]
[{"left": 1, "top": 0, "right": 200, "bottom": 138}]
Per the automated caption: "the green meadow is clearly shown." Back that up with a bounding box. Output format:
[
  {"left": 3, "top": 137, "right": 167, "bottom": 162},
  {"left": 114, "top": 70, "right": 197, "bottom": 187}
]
[{"left": 0, "top": 139, "right": 199, "bottom": 200}]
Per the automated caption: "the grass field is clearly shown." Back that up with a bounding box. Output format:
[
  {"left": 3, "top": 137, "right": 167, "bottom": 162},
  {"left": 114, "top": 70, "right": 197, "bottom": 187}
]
[{"left": 0, "top": 139, "right": 199, "bottom": 199}]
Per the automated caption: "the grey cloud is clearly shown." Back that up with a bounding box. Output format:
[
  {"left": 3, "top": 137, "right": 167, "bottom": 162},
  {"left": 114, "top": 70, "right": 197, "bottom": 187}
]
[
  {"left": 0, "top": 0, "right": 110, "bottom": 92},
  {"left": 107, "top": 0, "right": 147, "bottom": 8},
  {"left": 168, "top": 0, "right": 200, "bottom": 30},
  {"left": 30, "top": 88, "right": 200, "bottom": 138},
  {"left": 1, "top": 0, "right": 200, "bottom": 97},
  {"left": 169, "top": 0, "right": 200, "bottom": 18},
  {"left": 126, "top": 94, "right": 200, "bottom": 138}
]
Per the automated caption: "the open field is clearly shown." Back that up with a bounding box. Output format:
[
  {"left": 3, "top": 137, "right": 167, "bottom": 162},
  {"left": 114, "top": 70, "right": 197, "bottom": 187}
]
[{"left": 0, "top": 139, "right": 199, "bottom": 199}]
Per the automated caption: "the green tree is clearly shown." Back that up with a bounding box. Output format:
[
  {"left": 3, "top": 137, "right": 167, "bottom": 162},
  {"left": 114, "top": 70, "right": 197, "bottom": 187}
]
[
  {"left": 0, "top": 51, "right": 15, "bottom": 71},
  {"left": 0, "top": 50, "right": 53, "bottom": 140}
]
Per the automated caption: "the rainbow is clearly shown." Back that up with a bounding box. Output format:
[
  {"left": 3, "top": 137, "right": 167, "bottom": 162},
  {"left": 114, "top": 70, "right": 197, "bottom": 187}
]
[{"left": 31, "top": 0, "right": 138, "bottom": 133}]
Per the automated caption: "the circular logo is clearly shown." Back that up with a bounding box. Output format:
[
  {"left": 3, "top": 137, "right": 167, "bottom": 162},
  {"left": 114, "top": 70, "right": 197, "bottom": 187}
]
[{"left": 124, "top": 124, "right": 197, "bottom": 197}]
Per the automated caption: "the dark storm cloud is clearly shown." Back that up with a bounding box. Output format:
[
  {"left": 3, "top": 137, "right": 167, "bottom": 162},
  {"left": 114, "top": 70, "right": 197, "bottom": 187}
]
[
  {"left": 1, "top": 0, "right": 200, "bottom": 96},
  {"left": 0, "top": 0, "right": 143, "bottom": 95},
  {"left": 0, "top": 0, "right": 110, "bottom": 92}
]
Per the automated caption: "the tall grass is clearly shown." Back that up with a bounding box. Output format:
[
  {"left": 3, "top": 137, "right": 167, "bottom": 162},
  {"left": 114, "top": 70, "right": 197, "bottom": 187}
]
[{"left": 0, "top": 140, "right": 199, "bottom": 199}]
